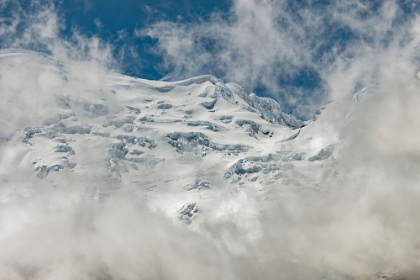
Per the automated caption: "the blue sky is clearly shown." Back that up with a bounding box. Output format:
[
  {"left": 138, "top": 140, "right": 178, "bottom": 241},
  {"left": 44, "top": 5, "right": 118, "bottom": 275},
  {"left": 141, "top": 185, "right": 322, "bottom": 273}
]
[
  {"left": 1, "top": 0, "right": 420, "bottom": 119},
  {"left": 58, "top": 0, "right": 232, "bottom": 78}
]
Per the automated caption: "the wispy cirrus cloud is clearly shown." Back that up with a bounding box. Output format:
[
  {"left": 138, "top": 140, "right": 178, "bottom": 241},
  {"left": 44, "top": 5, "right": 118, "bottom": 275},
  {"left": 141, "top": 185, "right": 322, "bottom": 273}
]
[{"left": 140, "top": 0, "right": 420, "bottom": 118}]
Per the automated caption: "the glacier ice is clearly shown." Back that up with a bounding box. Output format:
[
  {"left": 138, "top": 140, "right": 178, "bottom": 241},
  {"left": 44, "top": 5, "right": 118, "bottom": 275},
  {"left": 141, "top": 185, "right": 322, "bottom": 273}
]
[
  {"left": 227, "top": 83, "right": 305, "bottom": 128},
  {"left": 128, "top": 157, "right": 163, "bottom": 166},
  {"left": 308, "top": 146, "right": 334, "bottom": 162},
  {"left": 224, "top": 154, "right": 282, "bottom": 179},
  {"left": 219, "top": 115, "right": 233, "bottom": 124},
  {"left": 148, "top": 85, "right": 175, "bottom": 92},
  {"left": 63, "top": 159, "right": 77, "bottom": 169},
  {"left": 54, "top": 144, "right": 74, "bottom": 153},
  {"left": 82, "top": 102, "right": 109, "bottom": 117},
  {"left": 93, "top": 132, "right": 110, "bottom": 137},
  {"left": 105, "top": 117, "right": 135, "bottom": 128},
  {"left": 2, "top": 52, "right": 406, "bottom": 279},
  {"left": 138, "top": 116, "right": 182, "bottom": 124},
  {"left": 174, "top": 75, "right": 218, "bottom": 86},
  {"left": 166, "top": 132, "right": 249, "bottom": 155},
  {"left": 185, "top": 179, "right": 212, "bottom": 191},
  {"left": 35, "top": 164, "right": 64, "bottom": 179},
  {"left": 23, "top": 127, "right": 41, "bottom": 143},
  {"left": 130, "top": 149, "right": 144, "bottom": 155},
  {"left": 282, "top": 152, "right": 306, "bottom": 162},
  {"left": 215, "top": 80, "right": 236, "bottom": 104},
  {"left": 186, "top": 121, "right": 225, "bottom": 132},
  {"left": 250, "top": 176, "right": 258, "bottom": 182},
  {"left": 200, "top": 99, "right": 217, "bottom": 110},
  {"left": 108, "top": 142, "right": 129, "bottom": 160},
  {"left": 178, "top": 202, "right": 199, "bottom": 224},
  {"left": 157, "top": 103, "right": 172, "bottom": 110},
  {"left": 123, "top": 124, "right": 136, "bottom": 133},
  {"left": 65, "top": 126, "right": 91, "bottom": 134},
  {"left": 273, "top": 173, "right": 283, "bottom": 180},
  {"left": 280, "top": 130, "right": 300, "bottom": 142},
  {"left": 126, "top": 105, "right": 141, "bottom": 114},
  {"left": 35, "top": 165, "right": 48, "bottom": 179},
  {"left": 42, "top": 113, "right": 74, "bottom": 126},
  {"left": 235, "top": 119, "right": 261, "bottom": 138},
  {"left": 116, "top": 135, "right": 157, "bottom": 149},
  {"left": 312, "top": 105, "right": 326, "bottom": 121}
]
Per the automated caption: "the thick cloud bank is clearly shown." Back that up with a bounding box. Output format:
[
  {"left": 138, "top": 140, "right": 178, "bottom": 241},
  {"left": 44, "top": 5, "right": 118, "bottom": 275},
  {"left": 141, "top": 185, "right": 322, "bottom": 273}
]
[{"left": 1, "top": 1, "right": 420, "bottom": 280}]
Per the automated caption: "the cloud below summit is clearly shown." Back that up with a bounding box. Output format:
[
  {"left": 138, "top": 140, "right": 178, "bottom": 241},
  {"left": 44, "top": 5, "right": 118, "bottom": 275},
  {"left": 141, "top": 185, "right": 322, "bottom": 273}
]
[{"left": 2, "top": 1, "right": 420, "bottom": 279}]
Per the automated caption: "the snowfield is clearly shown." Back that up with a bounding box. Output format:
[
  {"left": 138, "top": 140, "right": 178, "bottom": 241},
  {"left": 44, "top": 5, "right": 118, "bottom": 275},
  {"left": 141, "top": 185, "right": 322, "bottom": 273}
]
[{"left": 0, "top": 50, "right": 417, "bottom": 280}]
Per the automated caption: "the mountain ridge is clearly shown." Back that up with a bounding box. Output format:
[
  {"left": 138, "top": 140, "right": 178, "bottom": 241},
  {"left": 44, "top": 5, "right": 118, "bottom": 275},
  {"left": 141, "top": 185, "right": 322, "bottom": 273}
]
[{"left": 0, "top": 50, "right": 407, "bottom": 280}]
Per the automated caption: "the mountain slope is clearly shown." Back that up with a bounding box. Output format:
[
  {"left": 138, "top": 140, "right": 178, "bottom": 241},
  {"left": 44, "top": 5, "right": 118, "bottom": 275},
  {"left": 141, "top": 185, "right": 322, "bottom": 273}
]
[{"left": 0, "top": 51, "right": 412, "bottom": 280}]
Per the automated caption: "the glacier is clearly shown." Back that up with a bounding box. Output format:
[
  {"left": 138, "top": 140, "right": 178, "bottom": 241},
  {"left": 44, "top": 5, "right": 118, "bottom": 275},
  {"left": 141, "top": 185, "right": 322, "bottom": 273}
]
[{"left": 0, "top": 50, "right": 415, "bottom": 280}]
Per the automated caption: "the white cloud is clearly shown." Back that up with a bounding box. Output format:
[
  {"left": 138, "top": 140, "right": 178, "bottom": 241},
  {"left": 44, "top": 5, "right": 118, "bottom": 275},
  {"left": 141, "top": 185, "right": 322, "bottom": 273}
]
[
  {"left": 2, "top": 1, "right": 420, "bottom": 279},
  {"left": 140, "top": 0, "right": 420, "bottom": 119},
  {"left": 0, "top": 2, "right": 117, "bottom": 136}
]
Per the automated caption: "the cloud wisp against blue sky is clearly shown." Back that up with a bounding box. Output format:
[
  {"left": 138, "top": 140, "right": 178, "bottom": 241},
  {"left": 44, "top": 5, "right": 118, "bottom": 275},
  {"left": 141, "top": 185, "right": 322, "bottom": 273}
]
[
  {"left": 142, "top": 0, "right": 420, "bottom": 118},
  {"left": 1, "top": 0, "right": 420, "bottom": 119}
]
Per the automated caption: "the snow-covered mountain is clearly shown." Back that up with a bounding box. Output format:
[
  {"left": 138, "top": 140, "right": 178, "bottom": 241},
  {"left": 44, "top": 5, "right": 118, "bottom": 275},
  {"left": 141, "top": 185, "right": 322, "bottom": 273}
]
[
  {"left": 0, "top": 50, "right": 333, "bottom": 221},
  {"left": 0, "top": 51, "right": 413, "bottom": 280}
]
